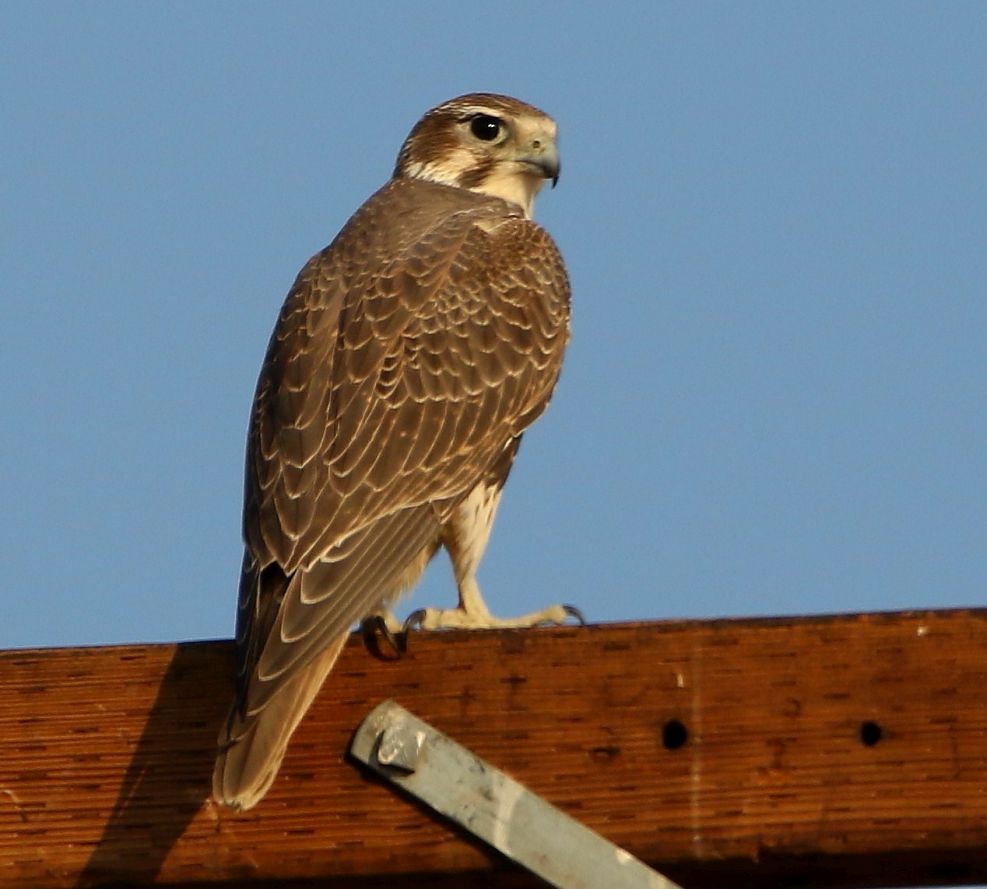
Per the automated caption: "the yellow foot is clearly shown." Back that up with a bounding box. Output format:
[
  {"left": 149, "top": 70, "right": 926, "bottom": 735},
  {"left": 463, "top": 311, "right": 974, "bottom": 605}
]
[{"left": 404, "top": 603, "right": 584, "bottom": 632}]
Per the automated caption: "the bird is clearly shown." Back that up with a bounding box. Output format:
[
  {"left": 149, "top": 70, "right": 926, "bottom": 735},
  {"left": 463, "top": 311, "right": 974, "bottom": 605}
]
[{"left": 213, "top": 93, "right": 575, "bottom": 811}]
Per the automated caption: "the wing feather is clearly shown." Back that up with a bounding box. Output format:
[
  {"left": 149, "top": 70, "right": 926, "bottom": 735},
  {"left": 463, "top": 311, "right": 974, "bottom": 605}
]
[
  {"left": 221, "top": 178, "right": 569, "bottom": 805},
  {"left": 254, "top": 505, "right": 441, "bottom": 691}
]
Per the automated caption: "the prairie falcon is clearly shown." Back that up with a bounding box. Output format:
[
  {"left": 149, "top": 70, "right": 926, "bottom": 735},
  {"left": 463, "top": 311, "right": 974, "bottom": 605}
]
[{"left": 214, "top": 93, "right": 574, "bottom": 810}]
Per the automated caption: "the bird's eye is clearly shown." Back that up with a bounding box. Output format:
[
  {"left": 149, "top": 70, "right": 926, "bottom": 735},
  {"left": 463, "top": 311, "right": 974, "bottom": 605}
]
[{"left": 470, "top": 115, "right": 502, "bottom": 141}]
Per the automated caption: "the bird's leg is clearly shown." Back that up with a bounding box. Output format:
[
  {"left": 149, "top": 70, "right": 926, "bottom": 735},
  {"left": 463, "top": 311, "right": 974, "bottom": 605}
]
[{"left": 405, "top": 482, "right": 584, "bottom": 634}]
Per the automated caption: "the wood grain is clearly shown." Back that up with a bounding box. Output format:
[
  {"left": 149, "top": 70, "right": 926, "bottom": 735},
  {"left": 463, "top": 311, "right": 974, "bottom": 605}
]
[{"left": 2, "top": 611, "right": 987, "bottom": 887}]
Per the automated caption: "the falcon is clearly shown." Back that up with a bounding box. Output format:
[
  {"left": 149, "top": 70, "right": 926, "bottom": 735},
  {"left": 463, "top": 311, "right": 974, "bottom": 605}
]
[{"left": 213, "top": 93, "right": 574, "bottom": 811}]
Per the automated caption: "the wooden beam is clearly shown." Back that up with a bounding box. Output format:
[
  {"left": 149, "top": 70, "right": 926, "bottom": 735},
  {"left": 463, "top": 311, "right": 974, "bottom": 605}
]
[{"left": 3, "top": 610, "right": 987, "bottom": 888}]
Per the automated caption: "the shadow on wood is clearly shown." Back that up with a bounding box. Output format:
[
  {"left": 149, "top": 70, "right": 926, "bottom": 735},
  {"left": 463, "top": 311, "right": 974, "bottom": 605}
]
[{"left": 76, "top": 642, "right": 227, "bottom": 886}]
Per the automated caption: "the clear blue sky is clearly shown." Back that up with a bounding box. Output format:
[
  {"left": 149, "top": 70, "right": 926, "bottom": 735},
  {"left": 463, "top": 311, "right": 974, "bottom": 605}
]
[{"left": 2, "top": 2, "right": 985, "bottom": 650}]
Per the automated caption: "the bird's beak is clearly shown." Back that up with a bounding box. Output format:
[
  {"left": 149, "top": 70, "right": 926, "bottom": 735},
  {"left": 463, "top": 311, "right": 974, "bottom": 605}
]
[{"left": 520, "top": 140, "right": 560, "bottom": 188}]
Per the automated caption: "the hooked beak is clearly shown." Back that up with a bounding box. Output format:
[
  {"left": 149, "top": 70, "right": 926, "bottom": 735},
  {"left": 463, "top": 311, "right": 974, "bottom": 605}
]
[{"left": 520, "top": 140, "right": 560, "bottom": 188}]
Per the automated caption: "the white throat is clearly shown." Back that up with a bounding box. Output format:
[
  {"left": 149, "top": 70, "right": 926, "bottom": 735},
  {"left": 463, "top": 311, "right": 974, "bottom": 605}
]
[
  {"left": 402, "top": 160, "right": 545, "bottom": 219},
  {"left": 469, "top": 168, "right": 545, "bottom": 218}
]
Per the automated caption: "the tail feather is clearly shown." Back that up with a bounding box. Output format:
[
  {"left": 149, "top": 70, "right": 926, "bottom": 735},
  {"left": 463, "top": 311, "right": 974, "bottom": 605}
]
[{"left": 212, "top": 633, "right": 347, "bottom": 811}]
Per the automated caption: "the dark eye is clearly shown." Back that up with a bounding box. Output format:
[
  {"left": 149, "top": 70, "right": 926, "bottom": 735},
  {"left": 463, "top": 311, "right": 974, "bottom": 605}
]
[{"left": 470, "top": 114, "right": 502, "bottom": 141}]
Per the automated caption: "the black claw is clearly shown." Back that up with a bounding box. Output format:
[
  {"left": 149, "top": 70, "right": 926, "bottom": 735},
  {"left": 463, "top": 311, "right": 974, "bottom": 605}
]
[
  {"left": 360, "top": 615, "right": 405, "bottom": 659},
  {"left": 402, "top": 609, "right": 427, "bottom": 637},
  {"left": 563, "top": 604, "right": 587, "bottom": 626}
]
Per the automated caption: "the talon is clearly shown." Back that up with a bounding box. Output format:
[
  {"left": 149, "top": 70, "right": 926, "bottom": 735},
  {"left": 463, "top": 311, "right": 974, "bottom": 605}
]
[
  {"left": 360, "top": 615, "right": 405, "bottom": 659},
  {"left": 403, "top": 609, "right": 427, "bottom": 636},
  {"left": 563, "top": 604, "right": 586, "bottom": 626}
]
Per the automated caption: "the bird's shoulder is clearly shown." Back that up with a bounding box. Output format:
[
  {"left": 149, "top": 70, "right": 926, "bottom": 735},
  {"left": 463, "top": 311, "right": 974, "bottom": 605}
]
[
  {"left": 278, "top": 177, "right": 566, "bottom": 328},
  {"left": 328, "top": 178, "right": 554, "bottom": 266}
]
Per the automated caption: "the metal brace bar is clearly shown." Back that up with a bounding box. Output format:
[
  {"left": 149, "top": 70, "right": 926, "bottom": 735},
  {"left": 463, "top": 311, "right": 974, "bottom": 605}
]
[{"left": 350, "top": 700, "right": 683, "bottom": 889}]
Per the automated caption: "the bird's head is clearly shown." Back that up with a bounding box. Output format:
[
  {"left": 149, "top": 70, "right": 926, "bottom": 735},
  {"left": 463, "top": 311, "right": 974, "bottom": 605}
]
[{"left": 393, "top": 93, "right": 560, "bottom": 218}]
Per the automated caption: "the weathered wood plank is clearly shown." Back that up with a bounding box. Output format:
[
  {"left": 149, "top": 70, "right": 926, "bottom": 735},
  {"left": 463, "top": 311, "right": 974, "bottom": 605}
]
[{"left": 2, "top": 611, "right": 987, "bottom": 887}]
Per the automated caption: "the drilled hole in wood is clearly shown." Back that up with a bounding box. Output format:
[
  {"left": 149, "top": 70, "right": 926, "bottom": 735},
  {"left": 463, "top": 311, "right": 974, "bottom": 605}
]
[
  {"left": 662, "top": 719, "right": 688, "bottom": 750},
  {"left": 860, "top": 720, "right": 883, "bottom": 746}
]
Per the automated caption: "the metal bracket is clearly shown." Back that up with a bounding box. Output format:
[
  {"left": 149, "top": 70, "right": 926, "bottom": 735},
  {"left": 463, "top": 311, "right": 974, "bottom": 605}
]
[{"left": 350, "top": 700, "right": 683, "bottom": 889}]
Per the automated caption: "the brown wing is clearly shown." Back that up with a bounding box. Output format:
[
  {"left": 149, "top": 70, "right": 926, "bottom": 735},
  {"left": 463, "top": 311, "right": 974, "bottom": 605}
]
[{"left": 220, "top": 180, "right": 569, "bottom": 804}]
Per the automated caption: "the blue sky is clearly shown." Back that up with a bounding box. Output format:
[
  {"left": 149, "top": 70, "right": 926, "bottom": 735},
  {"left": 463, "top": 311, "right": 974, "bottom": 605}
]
[{"left": 2, "top": 2, "right": 985, "bottom": 650}]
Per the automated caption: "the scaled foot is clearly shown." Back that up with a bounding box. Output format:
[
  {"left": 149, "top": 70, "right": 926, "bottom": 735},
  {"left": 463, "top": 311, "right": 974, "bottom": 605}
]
[{"left": 404, "top": 602, "right": 584, "bottom": 632}]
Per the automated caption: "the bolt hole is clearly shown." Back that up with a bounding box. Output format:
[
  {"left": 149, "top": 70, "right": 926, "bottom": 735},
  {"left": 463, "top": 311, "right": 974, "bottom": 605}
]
[
  {"left": 662, "top": 719, "right": 688, "bottom": 750},
  {"left": 860, "top": 720, "right": 882, "bottom": 746}
]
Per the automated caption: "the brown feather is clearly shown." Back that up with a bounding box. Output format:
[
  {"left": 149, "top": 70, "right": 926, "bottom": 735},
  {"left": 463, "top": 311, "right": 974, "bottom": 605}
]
[{"left": 215, "top": 95, "right": 569, "bottom": 810}]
